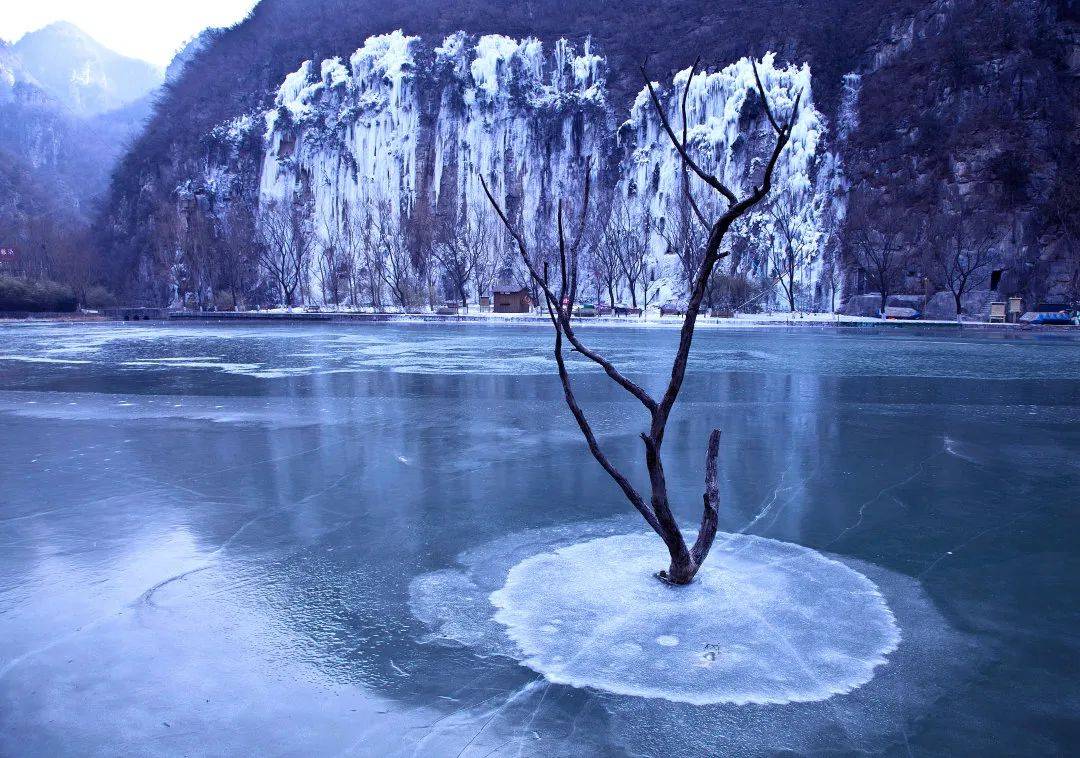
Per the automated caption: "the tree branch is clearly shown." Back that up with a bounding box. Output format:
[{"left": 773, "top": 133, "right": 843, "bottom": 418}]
[
  {"left": 691, "top": 429, "right": 721, "bottom": 564},
  {"left": 751, "top": 59, "right": 781, "bottom": 135},
  {"left": 480, "top": 175, "right": 662, "bottom": 413},
  {"left": 651, "top": 77, "right": 800, "bottom": 445},
  {"left": 548, "top": 289, "right": 662, "bottom": 534},
  {"left": 641, "top": 63, "right": 738, "bottom": 206}
]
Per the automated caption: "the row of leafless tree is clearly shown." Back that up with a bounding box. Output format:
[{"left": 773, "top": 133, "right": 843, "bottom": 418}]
[
  {"left": 143, "top": 174, "right": 1080, "bottom": 316},
  {"left": 846, "top": 188, "right": 1003, "bottom": 315},
  {"left": 166, "top": 172, "right": 1052, "bottom": 317},
  {"left": 169, "top": 194, "right": 508, "bottom": 311}
]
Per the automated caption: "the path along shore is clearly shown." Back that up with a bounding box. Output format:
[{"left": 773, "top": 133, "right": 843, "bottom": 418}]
[{"left": 2, "top": 308, "right": 1077, "bottom": 333}]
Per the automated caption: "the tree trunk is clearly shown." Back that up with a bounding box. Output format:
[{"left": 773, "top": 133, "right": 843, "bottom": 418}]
[
  {"left": 651, "top": 429, "right": 721, "bottom": 586},
  {"left": 663, "top": 548, "right": 699, "bottom": 585}
]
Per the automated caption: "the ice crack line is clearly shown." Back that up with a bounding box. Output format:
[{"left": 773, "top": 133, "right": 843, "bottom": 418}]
[
  {"left": 824, "top": 446, "right": 943, "bottom": 550},
  {"left": 916, "top": 500, "right": 1057, "bottom": 580}
]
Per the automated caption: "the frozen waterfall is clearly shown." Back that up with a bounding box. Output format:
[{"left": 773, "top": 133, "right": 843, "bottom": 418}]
[{"left": 257, "top": 31, "right": 834, "bottom": 308}]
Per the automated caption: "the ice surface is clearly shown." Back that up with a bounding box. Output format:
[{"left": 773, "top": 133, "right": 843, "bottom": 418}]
[
  {"left": 0, "top": 354, "right": 92, "bottom": 364},
  {"left": 3, "top": 323, "right": 1080, "bottom": 385},
  {"left": 6, "top": 324, "right": 1067, "bottom": 755},
  {"left": 490, "top": 532, "right": 899, "bottom": 705}
]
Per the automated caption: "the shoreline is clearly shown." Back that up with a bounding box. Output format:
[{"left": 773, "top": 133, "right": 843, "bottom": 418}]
[{"left": 1, "top": 309, "right": 1077, "bottom": 334}]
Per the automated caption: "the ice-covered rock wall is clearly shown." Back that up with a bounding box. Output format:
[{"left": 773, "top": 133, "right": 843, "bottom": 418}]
[
  {"left": 258, "top": 30, "right": 833, "bottom": 307},
  {"left": 615, "top": 54, "right": 825, "bottom": 306}
]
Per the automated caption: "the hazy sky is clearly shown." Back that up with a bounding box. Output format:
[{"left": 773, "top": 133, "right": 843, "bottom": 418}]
[{"left": 0, "top": 0, "right": 260, "bottom": 66}]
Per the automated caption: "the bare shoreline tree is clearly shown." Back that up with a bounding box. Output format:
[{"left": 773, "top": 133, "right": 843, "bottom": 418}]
[
  {"left": 433, "top": 205, "right": 491, "bottom": 309},
  {"left": 604, "top": 201, "right": 652, "bottom": 309},
  {"left": 767, "top": 189, "right": 817, "bottom": 312},
  {"left": 317, "top": 214, "right": 344, "bottom": 307},
  {"left": 847, "top": 195, "right": 906, "bottom": 314},
  {"left": 928, "top": 201, "right": 996, "bottom": 316},
  {"left": 344, "top": 200, "right": 386, "bottom": 310},
  {"left": 588, "top": 226, "right": 622, "bottom": 308},
  {"left": 481, "top": 59, "right": 800, "bottom": 585},
  {"left": 218, "top": 197, "right": 262, "bottom": 310},
  {"left": 258, "top": 200, "right": 312, "bottom": 307},
  {"left": 363, "top": 198, "right": 418, "bottom": 309}
]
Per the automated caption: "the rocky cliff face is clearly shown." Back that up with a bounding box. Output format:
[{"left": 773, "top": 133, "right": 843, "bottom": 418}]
[
  {"left": 100, "top": 0, "right": 1078, "bottom": 310},
  {"left": 842, "top": 0, "right": 1079, "bottom": 304}
]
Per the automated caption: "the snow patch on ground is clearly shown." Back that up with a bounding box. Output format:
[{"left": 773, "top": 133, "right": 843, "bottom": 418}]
[
  {"left": 410, "top": 518, "right": 975, "bottom": 755},
  {"left": 490, "top": 532, "right": 899, "bottom": 705},
  {"left": 0, "top": 355, "right": 93, "bottom": 364}
]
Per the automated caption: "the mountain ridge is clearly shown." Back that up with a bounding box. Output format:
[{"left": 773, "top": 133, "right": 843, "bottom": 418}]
[{"left": 11, "top": 21, "right": 162, "bottom": 116}]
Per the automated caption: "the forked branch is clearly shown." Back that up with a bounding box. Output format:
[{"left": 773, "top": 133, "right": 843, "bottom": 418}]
[{"left": 479, "top": 173, "right": 658, "bottom": 413}]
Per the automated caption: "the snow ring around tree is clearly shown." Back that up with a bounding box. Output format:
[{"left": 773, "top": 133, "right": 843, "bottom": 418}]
[{"left": 489, "top": 532, "right": 900, "bottom": 706}]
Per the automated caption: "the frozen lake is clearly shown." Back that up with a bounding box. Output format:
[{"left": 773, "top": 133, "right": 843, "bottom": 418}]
[{"left": 1, "top": 321, "right": 1077, "bottom": 756}]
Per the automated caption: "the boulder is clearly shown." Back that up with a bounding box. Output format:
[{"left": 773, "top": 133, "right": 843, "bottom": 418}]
[
  {"left": 839, "top": 293, "right": 883, "bottom": 317},
  {"left": 923, "top": 289, "right": 999, "bottom": 320}
]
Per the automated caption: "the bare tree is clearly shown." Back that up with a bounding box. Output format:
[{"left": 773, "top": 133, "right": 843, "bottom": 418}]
[
  {"left": 380, "top": 228, "right": 419, "bottom": 310},
  {"left": 351, "top": 197, "right": 418, "bottom": 310},
  {"left": 847, "top": 195, "right": 906, "bottom": 314},
  {"left": 928, "top": 201, "right": 996, "bottom": 316},
  {"left": 604, "top": 200, "right": 652, "bottom": 309},
  {"left": 588, "top": 223, "right": 622, "bottom": 308},
  {"left": 317, "top": 214, "right": 344, "bottom": 307},
  {"left": 335, "top": 201, "right": 362, "bottom": 308},
  {"left": 481, "top": 59, "right": 800, "bottom": 585},
  {"left": 767, "top": 189, "right": 817, "bottom": 312},
  {"left": 52, "top": 228, "right": 97, "bottom": 309},
  {"left": 343, "top": 200, "right": 384, "bottom": 309},
  {"left": 218, "top": 197, "right": 262, "bottom": 310},
  {"left": 258, "top": 200, "right": 312, "bottom": 307},
  {"left": 433, "top": 205, "right": 491, "bottom": 309},
  {"left": 471, "top": 224, "right": 502, "bottom": 308}
]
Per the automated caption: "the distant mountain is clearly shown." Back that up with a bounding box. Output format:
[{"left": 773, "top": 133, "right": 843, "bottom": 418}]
[
  {"left": 11, "top": 22, "right": 162, "bottom": 116},
  {"left": 0, "top": 24, "right": 175, "bottom": 289}
]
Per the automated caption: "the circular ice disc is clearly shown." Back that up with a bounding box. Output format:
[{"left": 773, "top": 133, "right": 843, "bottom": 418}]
[{"left": 490, "top": 532, "right": 900, "bottom": 705}]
